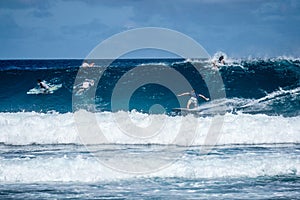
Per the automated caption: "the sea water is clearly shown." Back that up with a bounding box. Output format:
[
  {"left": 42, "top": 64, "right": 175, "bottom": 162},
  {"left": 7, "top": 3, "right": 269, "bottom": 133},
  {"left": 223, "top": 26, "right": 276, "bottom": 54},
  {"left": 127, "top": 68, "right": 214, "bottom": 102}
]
[{"left": 0, "top": 58, "right": 300, "bottom": 199}]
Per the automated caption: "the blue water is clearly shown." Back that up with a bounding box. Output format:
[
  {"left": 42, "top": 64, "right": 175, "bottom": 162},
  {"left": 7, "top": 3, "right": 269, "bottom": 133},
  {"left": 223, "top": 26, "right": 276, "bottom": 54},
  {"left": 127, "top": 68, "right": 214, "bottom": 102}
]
[
  {"left": 0, "top": 58, "right": 299, "bottom": 115},
  {"left": 0, "top": 58, "right": 300, "bottom": 199}
]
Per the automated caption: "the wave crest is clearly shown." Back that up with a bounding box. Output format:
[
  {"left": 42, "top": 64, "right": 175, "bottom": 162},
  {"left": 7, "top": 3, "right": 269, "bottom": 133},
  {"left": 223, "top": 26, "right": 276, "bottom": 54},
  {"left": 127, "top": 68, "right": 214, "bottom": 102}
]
[{"left": 0, "top": 111, "right": 299, "bottom": 145}]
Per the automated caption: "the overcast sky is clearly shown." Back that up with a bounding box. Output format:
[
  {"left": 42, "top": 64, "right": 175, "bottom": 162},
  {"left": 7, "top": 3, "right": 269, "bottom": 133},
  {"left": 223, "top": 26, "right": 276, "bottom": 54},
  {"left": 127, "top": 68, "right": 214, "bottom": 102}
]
[{"left": 0, "top": 0, "right": 299, "bottom": 59}]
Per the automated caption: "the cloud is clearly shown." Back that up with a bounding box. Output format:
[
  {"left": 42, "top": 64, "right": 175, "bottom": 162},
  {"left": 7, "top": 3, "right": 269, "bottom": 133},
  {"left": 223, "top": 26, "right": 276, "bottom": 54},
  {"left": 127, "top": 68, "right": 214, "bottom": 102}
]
[
  {"left": 61, "top": 19, "right": 109, "bottom": 37},
  {"left": 252, "top": 0, "right": 300, "bottom": 22},
  {"left": 0, "top": 0, "right": 54, "bottom": 21},
  {"left": 30, "top": 10, "right": 53, "bottom": 18},
  {"left": 0, "top": 0, "right": 55, "bottom": 10},
  {"left": 0, "top": 14, "right": 33, "bottom": 38},
  {"left": 1, "top": 0, "right": 299, "bottom": 58}
]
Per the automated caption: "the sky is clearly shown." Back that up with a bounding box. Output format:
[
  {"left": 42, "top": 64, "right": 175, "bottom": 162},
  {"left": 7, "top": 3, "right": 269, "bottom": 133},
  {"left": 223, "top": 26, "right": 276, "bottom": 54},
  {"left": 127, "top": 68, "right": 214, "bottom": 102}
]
[{"left": 0, "top": 0, "right": 300, "bottom": 59}]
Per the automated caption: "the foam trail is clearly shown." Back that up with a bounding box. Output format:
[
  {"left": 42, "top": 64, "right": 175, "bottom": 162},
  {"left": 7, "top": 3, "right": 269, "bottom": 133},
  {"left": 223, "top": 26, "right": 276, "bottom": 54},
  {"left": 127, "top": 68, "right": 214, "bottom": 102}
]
[{"left": 240, "top": 87, "right": 300, "bottom": 109}]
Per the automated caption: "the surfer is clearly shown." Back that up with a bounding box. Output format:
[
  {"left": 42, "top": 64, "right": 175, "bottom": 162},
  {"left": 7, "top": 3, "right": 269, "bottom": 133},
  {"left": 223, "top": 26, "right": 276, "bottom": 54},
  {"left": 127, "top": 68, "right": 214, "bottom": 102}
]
[
  {"left": 81, "top": 61, "right": 95, "bottom": 68},
  {"left": 213, "top": 55, "right": 225, "bottom": 67},
  {"left": 37, "top": 79, "right": 50, "bottom": 93},
  {"left": 218, "top": 55, "right": 225, "bottom": 65},
  {"left": 177, "top": 90, "right": 209, "bottom": 109},
  {"left": 74, "top": 79, "right": 95, "bottom": 95}
]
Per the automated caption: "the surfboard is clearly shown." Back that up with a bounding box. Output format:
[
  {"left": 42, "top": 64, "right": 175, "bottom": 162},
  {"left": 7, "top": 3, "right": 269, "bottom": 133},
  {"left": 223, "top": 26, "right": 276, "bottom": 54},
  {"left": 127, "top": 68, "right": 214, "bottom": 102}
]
[
  {"left": 172, "top": 107, "right": 201, "bottom": 112},
  {"left": 27, "top": 84, "right": 62, "bottom": 95}
]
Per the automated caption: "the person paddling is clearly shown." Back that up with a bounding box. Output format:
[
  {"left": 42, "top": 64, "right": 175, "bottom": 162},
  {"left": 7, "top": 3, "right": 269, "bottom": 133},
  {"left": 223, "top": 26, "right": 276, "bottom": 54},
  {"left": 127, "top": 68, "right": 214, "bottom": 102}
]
[{"left": 37, "top": 79, "right": 50, "bottom": 93}]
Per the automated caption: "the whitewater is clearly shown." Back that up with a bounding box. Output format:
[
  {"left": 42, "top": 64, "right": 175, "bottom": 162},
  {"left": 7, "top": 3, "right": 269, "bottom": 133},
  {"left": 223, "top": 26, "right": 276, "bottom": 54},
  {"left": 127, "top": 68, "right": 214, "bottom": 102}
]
[
  {"left": 0, "top": 111, "right": 300, "bottom": 145},
  {"left": 0, "top": 57, "right": 299, "bottom": 199}
]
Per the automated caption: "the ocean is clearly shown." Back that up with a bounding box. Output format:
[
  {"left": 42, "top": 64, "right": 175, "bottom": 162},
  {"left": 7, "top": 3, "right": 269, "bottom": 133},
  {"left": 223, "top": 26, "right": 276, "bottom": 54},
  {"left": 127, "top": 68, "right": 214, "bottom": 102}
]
[{"left": 0, "top": 58, "right": 300, "bottom": 199}]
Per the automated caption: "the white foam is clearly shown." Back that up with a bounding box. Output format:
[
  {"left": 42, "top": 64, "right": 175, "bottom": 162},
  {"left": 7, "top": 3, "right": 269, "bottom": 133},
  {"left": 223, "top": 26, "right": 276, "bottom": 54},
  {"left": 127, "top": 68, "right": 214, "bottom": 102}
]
[
  {"left": 163, "top": 150, "right": 300, "bottom": 179},
  {"left": 0, "top": 146, "right": 299, "bottom": 182},
  {"left": 0, "top": 112, "right": 79, "bottom": 145},
  {"left": 137, "top": 62, "right": 169, "bottom": 67},
  {"left": 214, "top": 113, "right": 300, "bottom": 145},
  {"left": 0, "top": 111, "right": 299, "bottom": 145},
  {"left": 0, "top": 156, "right": 129, "bottom": 182}
]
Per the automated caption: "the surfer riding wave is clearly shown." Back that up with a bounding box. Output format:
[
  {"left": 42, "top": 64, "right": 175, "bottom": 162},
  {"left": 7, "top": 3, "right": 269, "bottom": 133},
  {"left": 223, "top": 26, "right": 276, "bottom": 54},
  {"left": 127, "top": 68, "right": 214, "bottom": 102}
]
[{"left": 177, "top": 90, "right": 210, "bottom": 109}]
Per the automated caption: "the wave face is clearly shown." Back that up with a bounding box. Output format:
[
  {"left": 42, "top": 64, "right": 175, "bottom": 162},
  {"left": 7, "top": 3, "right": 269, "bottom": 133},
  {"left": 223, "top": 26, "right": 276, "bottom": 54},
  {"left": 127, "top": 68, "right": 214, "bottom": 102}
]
[
  {"left": 0, "top": 58, "right": 299, "bottom": 116},
  {"left": 0, "top": 58, "right": 300, "bottom": 199}
]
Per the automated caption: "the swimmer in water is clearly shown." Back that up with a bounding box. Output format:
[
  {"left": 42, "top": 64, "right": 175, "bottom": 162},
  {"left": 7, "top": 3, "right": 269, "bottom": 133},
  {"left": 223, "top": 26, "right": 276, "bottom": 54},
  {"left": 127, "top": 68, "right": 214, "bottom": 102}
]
[{"left": 74, "top": 79, "right": 95, "bottom": 95}]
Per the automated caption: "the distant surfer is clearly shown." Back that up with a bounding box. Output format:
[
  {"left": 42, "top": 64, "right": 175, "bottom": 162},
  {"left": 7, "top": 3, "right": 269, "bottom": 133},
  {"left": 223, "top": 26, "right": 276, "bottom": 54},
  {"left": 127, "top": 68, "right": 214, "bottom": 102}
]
[
  {"left": 218, "top": 55, "right": 225, "bottom": 64},
  {"left": 37, "top": 79, "right": 50, "bottom": 93},
  {"left": 27, "top": 80, "right": 61, "bottom": 95},
  {"left": 213, "top": 55, "right": 225, "bottom": 67},
  {"left": 74, "top": 79, "right": 95, "bottom": 95},
  {"left": 81, "top": 61, "right": 95, "bottom": 68},
  {"left": 177, "top": 90, "right": 210, "bottom": 109}
]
